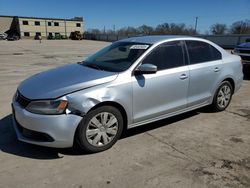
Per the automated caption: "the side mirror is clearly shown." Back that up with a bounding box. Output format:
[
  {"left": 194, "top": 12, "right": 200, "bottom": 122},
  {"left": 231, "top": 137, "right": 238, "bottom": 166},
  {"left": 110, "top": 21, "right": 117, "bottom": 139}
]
[{"left": 135, "top": 64, "right": 157, "bottom": 74}]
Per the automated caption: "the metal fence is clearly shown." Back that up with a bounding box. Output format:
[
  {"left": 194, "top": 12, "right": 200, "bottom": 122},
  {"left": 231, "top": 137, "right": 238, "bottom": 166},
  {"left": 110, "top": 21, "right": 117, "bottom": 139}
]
[{"left": 83, "top": 34, "right": 250, "bottom": 49}]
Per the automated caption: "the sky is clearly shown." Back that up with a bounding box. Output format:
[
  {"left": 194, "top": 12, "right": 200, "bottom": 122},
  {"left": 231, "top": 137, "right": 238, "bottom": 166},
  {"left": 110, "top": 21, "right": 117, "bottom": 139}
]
[{"left": 0, "top": 0, "right": 250, "bottom": 33}]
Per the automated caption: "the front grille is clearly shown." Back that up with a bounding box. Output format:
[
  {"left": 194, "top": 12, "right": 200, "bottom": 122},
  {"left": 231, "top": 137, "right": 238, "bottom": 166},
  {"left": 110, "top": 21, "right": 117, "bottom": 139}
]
[
  {"left": 15, "top": 117, "right": 54, "bottom": 142},
  {"left": 239, "top": 49, "right": 250, "bottom": 54},
  {"left": 16, "top": 91, "right": 31, "bottom": 108},
  {"left": 241, "top": 56, "right": 250, "bottom": 62}
]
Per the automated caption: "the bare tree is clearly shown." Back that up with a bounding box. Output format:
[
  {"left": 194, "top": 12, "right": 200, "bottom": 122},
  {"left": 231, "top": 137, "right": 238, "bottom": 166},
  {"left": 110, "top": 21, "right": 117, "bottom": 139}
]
[
  {"left": 230, "top": 20, "right": 250, "bottom": 34},
  {"left": 155, "top": 23, "right": 170, "bottom": 34},
  {"left": 210, "top": 23, "right": 227, "bottom": 35},
  {"left": 154, "top": 23, "right": 197, "bottom": 35},
  {"left": 86, "top": 29, "right": 102, "bottom": 35},
  {"left": 137, "top": 25, "right": 154, "bottom": 35},
  {"left": 117, "top": 27, "right": 139, "bottom": 36}
]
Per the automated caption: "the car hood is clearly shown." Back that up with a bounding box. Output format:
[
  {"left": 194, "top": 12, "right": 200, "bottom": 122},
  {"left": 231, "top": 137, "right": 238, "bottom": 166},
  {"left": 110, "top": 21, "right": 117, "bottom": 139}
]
[
  {"left": 18, "top": 64, "right": 118, "bottom": 99},
  {"left": 237, "top": 42, "right": 250, "bottom": 48}
]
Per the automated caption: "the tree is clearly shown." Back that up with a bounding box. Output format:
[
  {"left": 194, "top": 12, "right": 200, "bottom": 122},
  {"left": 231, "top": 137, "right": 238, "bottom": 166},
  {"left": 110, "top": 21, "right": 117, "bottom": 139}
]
[
  {"left": 117, "top": 26, "right": 139, "bottom": 36},
  {"left": 154, "top": 23, "right": 197, "bottom": 35},
  {"left": 86, "top": 29, "right": 102, "bottom": 35},
  {"left": 210, "top": 23, "right": 227, "bottom": 35},
  {"left": 137, "top": 25, "right": 154, "bottom": 35},
  {"left": 230, "top": 20, "right": 250, "bottom": 34},
  {"left": 155, "top": 23, "right": 170, "bottom": 34}
]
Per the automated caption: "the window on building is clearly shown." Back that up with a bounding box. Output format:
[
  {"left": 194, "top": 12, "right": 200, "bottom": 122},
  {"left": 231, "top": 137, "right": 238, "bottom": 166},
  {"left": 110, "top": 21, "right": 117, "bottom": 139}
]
[
  {"left": 24, "top": 32, "right": 30, "bottom": 37},
  {"left": 48, "top": 22, "right": 52, "bottom": 26},
  {"left": 34, "top": 21, "right": 40, "bottom": 26},
  {"left": 35, "top": 32, "right": 41, "bottom": 36},
  {"left": 54, "top": 22, "right": 59, "bottom": 26},
  {"left": 186, "top": 41, "right": 222, "bottom": 64},
  {"left": 48, "top": 32, "right": 53, "bottom": 36},
  {"left": 142, "top": 41, "right": 185, "bottom": 70},
  {"left": 76, "top": 23, "right": 81, "bottom": 27},
  {"left": 23, "top": 21, "right": 29, "bottom": 25}
]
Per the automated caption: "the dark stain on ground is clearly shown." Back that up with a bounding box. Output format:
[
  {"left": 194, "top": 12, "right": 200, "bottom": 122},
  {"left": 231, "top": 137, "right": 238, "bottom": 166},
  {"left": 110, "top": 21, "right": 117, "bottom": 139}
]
[
  {"left": 32, "top": 62, "right": 51, "bottom": 66},
  {"left": 221, "top": 160, "right": 233, "bottom": 169},
  {"left": 236, "top": 158, "right": 250, "bottom": 170},
  {"left": 193, "top": 167, "right": 215, "bottom": 176},
  {"left": 239, "top": 109, "right": 250, "bottom": 120},
  {"left": 12, "top": 53, "right": 24, "bottom": 55},
  {"left": 193, "top": 158, "right": 250, "bottom": 187},
  {"left": 230, "top": 137, "right": 244, "bottom": 143},
  {"left": 43, "top": 55, "right": 56, "bottom": 59}
]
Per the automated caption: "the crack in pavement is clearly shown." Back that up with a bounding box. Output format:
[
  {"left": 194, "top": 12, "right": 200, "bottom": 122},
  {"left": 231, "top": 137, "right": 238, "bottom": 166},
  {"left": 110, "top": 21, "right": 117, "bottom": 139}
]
[
  {"left": 145, "top": 132, "right": 203, "bottom": 166},
  {"left": 225, "top": 110, "right": 250, "bottom": 120}
]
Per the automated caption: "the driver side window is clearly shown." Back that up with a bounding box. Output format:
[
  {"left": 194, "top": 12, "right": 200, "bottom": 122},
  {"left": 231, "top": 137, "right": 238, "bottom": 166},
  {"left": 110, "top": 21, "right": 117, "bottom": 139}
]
[{"left": 142, "top": 41, "right": 185, "bottom": 71}]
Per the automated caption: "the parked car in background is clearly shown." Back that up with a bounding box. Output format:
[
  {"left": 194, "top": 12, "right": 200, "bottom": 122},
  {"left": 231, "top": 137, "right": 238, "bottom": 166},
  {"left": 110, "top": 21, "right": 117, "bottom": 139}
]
[
  {"left": 7, "top": 35, "right": 19, "bottom": 41},
  {"left": 0, "top": 33, "right": 7, "bottom": 40},
  {"left": 12, "top": 36, "right": 243, "bottom": 153},
  {"left": 34, "top": 34, "right": 41, "bottom": 40},
  {"left": 70, "top": 31, "right": 83, "bottom": 40},
  {"left": 233, "top": 39, "right": 250, "bottom": 74}
]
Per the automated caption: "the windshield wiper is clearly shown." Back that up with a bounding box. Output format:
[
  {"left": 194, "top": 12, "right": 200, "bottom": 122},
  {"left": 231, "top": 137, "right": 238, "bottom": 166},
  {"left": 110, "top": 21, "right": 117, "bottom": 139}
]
[{"left": 81, "top": 63, "right": 103, "bottom": 71}]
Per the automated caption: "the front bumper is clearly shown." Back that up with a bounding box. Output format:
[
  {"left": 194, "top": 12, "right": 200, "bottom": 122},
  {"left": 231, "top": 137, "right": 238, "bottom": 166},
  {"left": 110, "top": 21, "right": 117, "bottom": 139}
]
[
  {"left": 243, "top": 63, "right": 250, "bottom": 74},
  {"left": 12, "top": 101, "right": 83, "bottom": 148}
]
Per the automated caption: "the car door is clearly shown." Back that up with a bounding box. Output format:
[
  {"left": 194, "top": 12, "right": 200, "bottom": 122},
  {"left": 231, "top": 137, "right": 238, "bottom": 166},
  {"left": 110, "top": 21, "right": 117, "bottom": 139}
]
[
  {"left": 132, "top": 41, "right": 189, "bottom": 123},
  {"left": 185, "top": 40, "right": 223, "bottom": 107}
]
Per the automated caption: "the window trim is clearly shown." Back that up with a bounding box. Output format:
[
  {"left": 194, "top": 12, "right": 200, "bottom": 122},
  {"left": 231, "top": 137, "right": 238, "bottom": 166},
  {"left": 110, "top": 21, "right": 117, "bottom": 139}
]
[
  {"left": 184, "top": 40, "right": 222, "bottom": 65},
  {"left": 134, "top": 40, "right": 187, "bottom": 73}
]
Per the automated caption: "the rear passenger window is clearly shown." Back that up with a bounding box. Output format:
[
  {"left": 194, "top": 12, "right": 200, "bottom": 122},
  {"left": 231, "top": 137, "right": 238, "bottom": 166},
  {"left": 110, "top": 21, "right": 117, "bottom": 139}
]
[
  {"left": 210, "top": 45, "right": 222, "bottom": 60},
  {"left": 142, "top": 41, "right": 185, "bottom": 70},
  {"left": 186, "top": 41, "right": 222, "bottom": 64}
]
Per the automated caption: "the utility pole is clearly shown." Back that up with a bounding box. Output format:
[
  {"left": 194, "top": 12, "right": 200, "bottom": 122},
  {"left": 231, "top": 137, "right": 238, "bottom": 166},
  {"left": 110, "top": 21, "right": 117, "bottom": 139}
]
[
  {"left": 194, "top": 17, "right": 198, "bottom": 34},
  {"left": 113, "top": 25, "right": 116, "bottom": 33},
  {"left": 103, "top": 26, "right": 106, "bottom": 34}
]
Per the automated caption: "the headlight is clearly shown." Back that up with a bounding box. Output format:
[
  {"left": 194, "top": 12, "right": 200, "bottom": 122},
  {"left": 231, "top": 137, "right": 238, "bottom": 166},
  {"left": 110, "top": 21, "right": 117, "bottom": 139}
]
[
  {"left": 233, "top": 48, "right": 239, "bottom": 54},
  {"left": 26, "top": 100, "right": 68, "bottom": 115}
]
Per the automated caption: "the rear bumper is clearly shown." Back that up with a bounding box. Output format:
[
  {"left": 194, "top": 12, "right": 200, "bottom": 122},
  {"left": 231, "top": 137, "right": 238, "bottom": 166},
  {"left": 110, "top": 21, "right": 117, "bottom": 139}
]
[{"left": 12, "top": 101, "right": 82, "bottom": 148}]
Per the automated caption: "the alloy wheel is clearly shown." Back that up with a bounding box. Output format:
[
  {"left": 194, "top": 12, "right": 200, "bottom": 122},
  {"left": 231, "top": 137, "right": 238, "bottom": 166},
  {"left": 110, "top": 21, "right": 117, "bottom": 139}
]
[{"left": 217, "top": 85, "right": 232, "bottom": 109}]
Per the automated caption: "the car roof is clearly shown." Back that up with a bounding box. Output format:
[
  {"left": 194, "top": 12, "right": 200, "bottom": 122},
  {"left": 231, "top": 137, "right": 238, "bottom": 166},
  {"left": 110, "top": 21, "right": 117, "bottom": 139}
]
[{"left": 119, "top": 35, "right": 197, "bottom": 44}]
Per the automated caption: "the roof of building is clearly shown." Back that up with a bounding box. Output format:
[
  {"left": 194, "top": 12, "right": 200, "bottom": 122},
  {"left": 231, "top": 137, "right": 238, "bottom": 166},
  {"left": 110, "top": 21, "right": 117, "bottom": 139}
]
[{"left": 0, "top": 15, "right": 83, "bottom": 22}]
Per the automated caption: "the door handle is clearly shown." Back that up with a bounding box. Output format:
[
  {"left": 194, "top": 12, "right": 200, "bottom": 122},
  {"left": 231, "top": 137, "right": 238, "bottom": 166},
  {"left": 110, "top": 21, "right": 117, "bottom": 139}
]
[
  {"left": 214, "top": 67, "right": 220, "bottom": 72},
  {"left": 179, "top": 74, "right": 188, "bottom": 80}
]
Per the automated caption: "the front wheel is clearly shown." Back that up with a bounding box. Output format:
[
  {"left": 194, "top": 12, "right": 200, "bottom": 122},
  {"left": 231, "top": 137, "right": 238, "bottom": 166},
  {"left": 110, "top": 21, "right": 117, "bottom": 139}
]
[
  {"left": 76, "top": 106, "right": 124, "bottom": 153},
  {"left": 210, "top": 81, "right": 233, "bottom": 112}
]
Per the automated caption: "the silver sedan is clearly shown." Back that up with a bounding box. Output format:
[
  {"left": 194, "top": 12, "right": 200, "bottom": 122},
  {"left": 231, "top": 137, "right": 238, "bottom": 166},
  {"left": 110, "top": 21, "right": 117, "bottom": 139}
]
[{"left": 12, "top": 36, "right": 243, "bottom": 153}]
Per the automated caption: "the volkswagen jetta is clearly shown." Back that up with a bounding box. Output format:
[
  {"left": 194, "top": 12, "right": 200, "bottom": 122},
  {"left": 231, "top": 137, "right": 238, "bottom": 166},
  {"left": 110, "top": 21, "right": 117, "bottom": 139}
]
[{"left": 12, "top": 36, "right": 243, "bottom": 153}]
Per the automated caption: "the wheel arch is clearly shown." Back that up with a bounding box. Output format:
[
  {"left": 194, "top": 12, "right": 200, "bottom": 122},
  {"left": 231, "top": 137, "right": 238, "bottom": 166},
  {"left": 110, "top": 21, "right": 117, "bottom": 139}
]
[
  {"left": 87, "top": 101, "right": 128, "bottom": 131},
  {"left": 222, "top": 77, "right": 235, "bottom": 94}
]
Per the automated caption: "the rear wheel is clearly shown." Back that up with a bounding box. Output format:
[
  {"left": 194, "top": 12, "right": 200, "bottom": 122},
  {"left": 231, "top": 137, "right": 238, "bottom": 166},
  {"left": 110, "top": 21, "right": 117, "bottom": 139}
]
[
  {"left": 76, "top": 106, "right": 123, "bottom": 153},
  {"left": 210, "top": 81, "right": 233, "bottom": 112}
]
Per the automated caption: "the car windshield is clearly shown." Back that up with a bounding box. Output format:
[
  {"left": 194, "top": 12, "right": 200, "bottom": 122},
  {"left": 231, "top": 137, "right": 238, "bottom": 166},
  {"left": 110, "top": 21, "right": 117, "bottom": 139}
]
[{"left": 80, "top": 42, "right": 151, "bottom": 72}]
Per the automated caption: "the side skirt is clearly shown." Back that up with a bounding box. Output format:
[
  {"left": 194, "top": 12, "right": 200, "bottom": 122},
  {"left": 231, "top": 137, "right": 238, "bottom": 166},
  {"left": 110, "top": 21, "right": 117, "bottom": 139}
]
[{"left": 128, "top": 102, "right": 210, "bottom": 129}]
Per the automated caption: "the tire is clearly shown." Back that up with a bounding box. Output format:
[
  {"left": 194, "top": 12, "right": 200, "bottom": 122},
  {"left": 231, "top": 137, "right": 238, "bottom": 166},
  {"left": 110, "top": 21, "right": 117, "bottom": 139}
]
[
  {"left": 76, "top": 106, "right": 124, "bottom": 153},
  {"left": 210, "top": 81, "right": 233, "bottom": 112}
]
